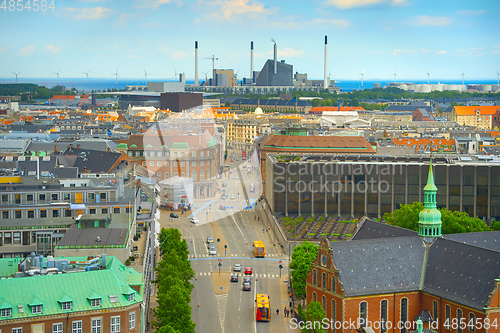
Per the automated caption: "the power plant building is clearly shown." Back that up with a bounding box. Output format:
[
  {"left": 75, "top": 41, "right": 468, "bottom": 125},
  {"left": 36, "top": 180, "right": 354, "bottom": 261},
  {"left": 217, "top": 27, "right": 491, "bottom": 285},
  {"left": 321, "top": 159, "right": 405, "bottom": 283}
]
[{"left": 256, "top": 59, "right": 293, "bottom": 86}]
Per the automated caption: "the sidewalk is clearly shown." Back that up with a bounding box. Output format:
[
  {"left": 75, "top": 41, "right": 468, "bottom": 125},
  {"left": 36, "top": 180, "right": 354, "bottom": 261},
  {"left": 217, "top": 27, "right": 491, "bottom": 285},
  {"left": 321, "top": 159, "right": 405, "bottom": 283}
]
[{"left": 271, "top": 276, "right": 301, "bottom": 333}]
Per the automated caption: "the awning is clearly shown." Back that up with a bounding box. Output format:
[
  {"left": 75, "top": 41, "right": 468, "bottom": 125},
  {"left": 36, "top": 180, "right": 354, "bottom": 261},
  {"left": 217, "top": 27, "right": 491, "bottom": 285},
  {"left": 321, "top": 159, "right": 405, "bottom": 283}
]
[{"left": 70, "top": 203, "right": 86, "bottom": 210}]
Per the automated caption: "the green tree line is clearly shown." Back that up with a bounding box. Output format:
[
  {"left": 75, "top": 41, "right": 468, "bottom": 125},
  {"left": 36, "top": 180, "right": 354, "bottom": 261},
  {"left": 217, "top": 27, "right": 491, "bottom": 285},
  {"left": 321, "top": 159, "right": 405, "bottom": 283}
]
[{"left": 153, "top": 227, "right": 196, "bottom": 333}]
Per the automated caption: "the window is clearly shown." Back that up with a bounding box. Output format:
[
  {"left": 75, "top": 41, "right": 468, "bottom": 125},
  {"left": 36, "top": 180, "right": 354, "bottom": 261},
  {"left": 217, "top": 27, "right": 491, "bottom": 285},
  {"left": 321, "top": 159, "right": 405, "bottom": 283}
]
[
  {"left": 2, "top": 211, "right": 8, "bottom": 219},
  {"left": 164, "top": 172, "right": 169, "bottom": 179},
  {"left": 174, "top": 162, "right": 178, "bottom": 167},
  {"left": 53, "top": 209, "right": 60, "bottom": 217},
  {"left": 149, "top": 161, "right": 154, "bottom": 167},
  {"left": 457, "top": 309, "right": 463, "bottom": 333},
  {"left": 207, "top": 151, "right": 210, "bottom": 156},
  {"left": 312, "top": 269, "right": 317, "bottom": 285},
  {"left": 381, "top": 300, "right": 388, "bottom": 333},
  {"left": 53, "top": 323, "right": 63, "bottom": 333},
  {"left": 111, "top": 316, "right": 120, "bottom": 333},
  {"left": 200, "top": 151, "right": 204, "bottom": 157},
  {"left": 13, "top": 232, "right": 20, "bottom": 244},
  {"left": 331, "top": 300, "right": 336, "bottom": 333},
  {"left": 51, "top": 193, "right": 58, "bottom": 201},
  {"left": 72, "top": 320, "right": 82, "bottom": 333},
  {"left": 129, "top": 312, "right": 136, "bottom": 329},
  {"left": 12, "top": 328, "right": 22, "bottom": 333},
  {"left": 128, "top": 294, "right": 134, "bottom": 302},
  {"left": 207, "top": 160, "right": 210, "bottom": 166},
  {"left": 157, "top": 151, "right": 162, "bottom": 157},
  {"left": 135, "top": 152, "right": 140, "bottom": 157},
  {"left": 322, "top": 272, "right": 326, "bottom": 289},
  {"left": 31, "top": 305, "right": 42, "bottom": 314},
  {"left": 331, "top": 275, "right": 336, "bottom": 292},
  {"left": 4, "top": 232, "right": 11, "bottom": 244},
  {"left": 27, "top": 194, "right": 33, "bottom": 202},
  {"left": 181, "top": 162, "right": 185, "bottom": 167},
  {"left": 88, "top": 193, "right": 95, "bottom": 200},
  {"left": 65, "top": 209, "right": 72, "bottom": 217},
  {"left": 164, "top": 161, "right": 169, "bottom": 167},
  {"left": 468, "top": 313, "right": 475, "bottom": 332},
  {"left": 312, "top": 292, "right": 317, "bottom": 303},
  {"left": 15, "top": 210, "right": 21, "bottom": 218},
  {"left": 200, "top": 161, "right": 204, "bottom": 167},
  {"left": 157, "top": 172, "right": 161, "bottom": 178},
  {"left": 445, "top": 305, "right": 451, "bottom": 330},
  {"left": 15, "top": 194, "right": 20, "bottom": 204},
  {"left": 114, "top": 207, "right": 120, "bottom": 214},
  {"left": 192, "top": 161, "right": 196, "bottom": 167},
  {"left": 100, "top": 192, "right": 106, "bottom": 200},
  {"left": 91, "top": 299, "right": 101, "bottom": 307},
  {"left": 192, "top": 172, "right": 197, "bottom": 181},
  {"left": 433, "top": 300, "right": 438, "bottom": 323},
  {"left": 192, "top": 151, "right": 196, "bottom": 157},
  {"left": 92, "top": 318, "right": 101, "bottom": 333},
  {"left": 90, "top": 208, "right": 96, "bottom": 214},
  {"left": 28, "top": 210, "right": 35, "bottom": 218},
  {"left": 157, "top": 161, "right": 161, "bottom": 167},
  {"left": 102, "top": 208, "right": 108, "bottom": 214},
  {"left": 359, "top": 301, "right": 367, "bottom": 327},
  {"left": 63, "top": 193, "right": 70, "bottom": 201},
  {"left": 1, "top": 194, "right": 8, "bottom": 203},
  {"left": 1, "top": 308, "right": 11, "bottom": 317},
  {"left": 62, "top": 302, "right": 72, "bottom": 310},
  {"left": 142, "top": 161, "right": 146, "bottom": 167},
  {"left": 181, "top": 172, "right": 185, "bottom": 177},
  {"left": 322, "top": 296, "right": 326, "bottom": 311},
  {"left": 401, "top": 298, "right": 408, "bottom": 333},
  {"left": 174, "top": 172, "right": 178, "bottom": 177}
]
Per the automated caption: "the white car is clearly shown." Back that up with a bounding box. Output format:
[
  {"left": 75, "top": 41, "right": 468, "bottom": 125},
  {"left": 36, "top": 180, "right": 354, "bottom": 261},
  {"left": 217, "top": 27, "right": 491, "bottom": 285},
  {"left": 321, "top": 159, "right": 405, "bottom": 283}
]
[
  {"left": 233, "top": 264, "right": 242, "bottom": 272},
  {"left": 190, "top": 218, "right": 200, "bottom": 224},
  {"left": 209, "top": 246, "right": 217, "bottom": 255}
]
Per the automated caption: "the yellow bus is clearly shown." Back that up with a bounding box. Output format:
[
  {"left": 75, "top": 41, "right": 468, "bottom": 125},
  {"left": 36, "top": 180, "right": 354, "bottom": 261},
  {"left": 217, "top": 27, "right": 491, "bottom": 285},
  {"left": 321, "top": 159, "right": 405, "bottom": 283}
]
[
  {"left": 256, "top": 294, "right": 270, "bottom": 322},
  {"left": 253, "top": 241, "right": 265, "bottom": 258}
]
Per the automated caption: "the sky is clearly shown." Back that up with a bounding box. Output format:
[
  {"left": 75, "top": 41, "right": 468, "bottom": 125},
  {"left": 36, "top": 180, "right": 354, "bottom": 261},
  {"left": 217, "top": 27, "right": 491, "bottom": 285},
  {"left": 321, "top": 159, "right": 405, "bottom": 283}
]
[{"left": 0, "top": 0, "right": 499, "bottom": 82}]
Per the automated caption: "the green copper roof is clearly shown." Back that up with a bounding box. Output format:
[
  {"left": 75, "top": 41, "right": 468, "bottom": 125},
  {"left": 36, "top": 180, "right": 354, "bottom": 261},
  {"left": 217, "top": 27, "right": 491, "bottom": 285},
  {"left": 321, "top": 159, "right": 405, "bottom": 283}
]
[
  {"left": 419, "top": 159, "right": 442, "bottom": 238},
  {"left": 171, "top": 142, "right": 189, "bottom": 150},
  {"left": 0, "top": 256, "right": 143, "bottom": 320},
  {"left": 423, "top": 162, "right": 438, "bottom": 192},
  {"left": 116, "top": 143, "right": 127, "bottom": 148}
]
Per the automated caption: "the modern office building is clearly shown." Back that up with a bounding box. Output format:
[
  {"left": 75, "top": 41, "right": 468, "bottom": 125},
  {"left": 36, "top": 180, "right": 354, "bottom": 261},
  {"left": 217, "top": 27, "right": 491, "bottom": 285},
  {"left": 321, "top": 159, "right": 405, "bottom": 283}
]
[
  {"left": 265, "top": 153, "right": 500, "bottom": 221},
  {"left": 255, "top": 59, "right": 293, "bottom": 86},
  {"left": 160, "top": 92, "right": 203, "bottom": 112}
]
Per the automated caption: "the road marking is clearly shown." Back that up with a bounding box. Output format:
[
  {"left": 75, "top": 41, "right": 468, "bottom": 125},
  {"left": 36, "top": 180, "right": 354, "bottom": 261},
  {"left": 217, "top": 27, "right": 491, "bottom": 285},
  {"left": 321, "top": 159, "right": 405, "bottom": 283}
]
[{"left": 216, "top": 294, "right": 228, "bottom": 333}]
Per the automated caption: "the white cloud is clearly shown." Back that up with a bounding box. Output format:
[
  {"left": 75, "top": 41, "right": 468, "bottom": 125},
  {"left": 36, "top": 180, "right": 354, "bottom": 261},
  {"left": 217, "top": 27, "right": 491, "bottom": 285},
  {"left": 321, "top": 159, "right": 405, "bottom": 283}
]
[
  {"left": 437, "top": 50, "right": 447, "bottom": 55},
  {"left": 413, "top": 15, "right": 452, "bottom": 26},
  {"left": 158, "top": 45, "right": 170, "bottom": 53},
  {"left": 63, "top": 7, "right": 112, "bottom": 20},
  {"left": 45, "top": 45, "right": 62, "bottom": 54},
  {"left": 269, "top": 17, "right": 350, "bottom": 29},
  {"left": 171, "top": 51, "right": 188, "bottom": 60},
  {"left": 134, "top": 0, "right": 174, "bottom": 9},
  {"left": 456, "top": 10, "right": 486, "bottom": 16},
  {"left": 196, "top": 0, "right": 274, "bottom": 22},
  {"left": 115, "top": 13, "right": 135, "bottom": 28},
  {"left": 267, "top": 47, "right": 305, "bottom": 58},
  {"left": 455, "top": 47, "right": 485, "bottom": 57},
  {"left": 323, "top": 0, "right": 407, "bottom": 10},
  {"left": 20, "top": 46, "right": 35, "bottom": 56},
  {"left": 309, "top": 18, "right": 351, "bottom": 28}
]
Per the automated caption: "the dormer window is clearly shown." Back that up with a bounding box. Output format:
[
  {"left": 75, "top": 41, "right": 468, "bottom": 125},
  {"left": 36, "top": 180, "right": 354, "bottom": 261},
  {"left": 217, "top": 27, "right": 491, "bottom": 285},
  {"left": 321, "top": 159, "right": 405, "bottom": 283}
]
[
  {"left": 128, "top": 294, "right": 134, "bottom": 302},
  {"left": 1, "top": 308, "right": 11, "bottom": 317},
  {"left": 91, "top": 298, "right": 101, "bottom": 307},
  {"left": 62, "top": 302, "right": 72, "bottom": 310},
  {"left": 31, "top": 305, "right": 42, "bottom": 314}
]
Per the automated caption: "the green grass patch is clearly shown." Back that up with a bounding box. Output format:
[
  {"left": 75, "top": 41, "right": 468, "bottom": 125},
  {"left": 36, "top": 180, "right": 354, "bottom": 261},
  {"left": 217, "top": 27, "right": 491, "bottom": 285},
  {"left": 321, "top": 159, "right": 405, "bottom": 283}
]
[
  {"left": 296, "top": 217, "right": 304, "bottom": 222},
  {"left": 345, "top": 234, "right": 353, "bottom": 237},
  {"left": 332, "top": 233, "right": 340, "bottom": 236},
  {"left": 320, "top": 233, "right": 327, "bottom": 236},
  {"left": 308, "top": 217, "right": 315, "bottom": 222},
  {"left": 307, "top": 233, "right": 316, "bottom": 236},
  {"left": 375, "top": 218, "right": 381, "bottom": 222},
  {"left": 282, "top": 217, "right": 294, "bottom": 221},
  {"left": 319, "top": 217, "right": 326, "bottom": 221}
]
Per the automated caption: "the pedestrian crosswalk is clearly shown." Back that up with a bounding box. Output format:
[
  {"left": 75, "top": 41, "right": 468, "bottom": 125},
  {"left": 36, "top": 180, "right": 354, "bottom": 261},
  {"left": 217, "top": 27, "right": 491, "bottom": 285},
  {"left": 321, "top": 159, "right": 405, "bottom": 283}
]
[
  {"left": 195, "top": 253, "right": 283, "bottom": 258},
  {"left": 196, "top": 272, "right": 280, "bottom": 278}
]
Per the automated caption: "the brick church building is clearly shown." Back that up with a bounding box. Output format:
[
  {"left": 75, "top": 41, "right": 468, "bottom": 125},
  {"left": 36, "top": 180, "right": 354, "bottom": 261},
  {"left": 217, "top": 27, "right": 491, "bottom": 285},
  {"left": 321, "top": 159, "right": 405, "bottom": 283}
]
[{"left": 305, "top": 163, "right": 500, "bottom": 333}]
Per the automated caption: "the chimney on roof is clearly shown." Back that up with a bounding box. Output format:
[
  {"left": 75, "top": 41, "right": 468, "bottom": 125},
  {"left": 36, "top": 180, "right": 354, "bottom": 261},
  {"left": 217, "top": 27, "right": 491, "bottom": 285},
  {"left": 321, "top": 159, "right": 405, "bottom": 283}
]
[
  {"left": 54, "top": 145, "right": 58, "bottom": 152},
  {"left": 77, "top": 144, "right": 80, "bottom": 149},
  {"left": 107, "top": 147, "right": 111, "bottom": 153}
]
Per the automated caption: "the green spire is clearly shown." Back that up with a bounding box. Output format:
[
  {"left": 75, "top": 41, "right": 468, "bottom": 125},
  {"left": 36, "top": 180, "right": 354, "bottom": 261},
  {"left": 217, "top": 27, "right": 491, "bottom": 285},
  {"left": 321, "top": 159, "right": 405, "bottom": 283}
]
[{"left": 418, "top": 159, "right": 442, "bottom": 240}]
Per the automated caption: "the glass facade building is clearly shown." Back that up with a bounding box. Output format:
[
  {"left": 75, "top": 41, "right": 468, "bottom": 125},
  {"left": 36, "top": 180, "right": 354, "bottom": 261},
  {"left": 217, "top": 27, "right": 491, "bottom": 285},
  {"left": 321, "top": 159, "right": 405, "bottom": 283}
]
[{"left": 266, "top": 154, "right": 500, "bottom": 221}]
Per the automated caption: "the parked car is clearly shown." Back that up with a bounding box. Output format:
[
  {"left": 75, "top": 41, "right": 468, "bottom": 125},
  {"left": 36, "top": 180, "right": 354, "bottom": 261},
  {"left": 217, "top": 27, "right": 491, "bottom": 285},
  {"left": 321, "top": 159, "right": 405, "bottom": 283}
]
[
  {"left": 231, "top": 274, "right": 238, "bottom": 282},
  {"left": 244, "top": 267, "right": 252, "bottom": 275},
  {"left": 233, "top": 264, "right": 242, "bottom": 271},
  {"left": 170, "top": 213, "right": 178, "bottom": 218},
  {"left": 242, "top": 282, "right": 251, "bottom": 291}
]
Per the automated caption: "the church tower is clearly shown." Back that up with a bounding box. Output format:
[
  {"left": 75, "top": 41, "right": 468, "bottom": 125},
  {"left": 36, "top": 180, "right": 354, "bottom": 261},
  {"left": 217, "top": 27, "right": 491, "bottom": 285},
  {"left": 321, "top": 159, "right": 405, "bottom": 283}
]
[{"left": 418, "top": 160, "right": 442, "bottom": 243}]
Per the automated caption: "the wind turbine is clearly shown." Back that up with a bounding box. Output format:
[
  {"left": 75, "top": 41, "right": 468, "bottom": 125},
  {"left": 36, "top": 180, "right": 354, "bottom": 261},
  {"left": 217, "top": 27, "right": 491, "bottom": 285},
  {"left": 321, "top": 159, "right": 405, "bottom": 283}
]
[
  {"left": 425, "top": 70, "right": 432, "bottom": 85},
  {"left": 143, "top": 68, "right": 151, "bottom": 84},
  {"left": 460, "top": 68, "right": 467, "bottom": 86},
  {"left": 82, "top": 70, "right": 91, "bottom": 85},
  {"left": 234, "top": 69, "right": 240, "bottom": 82},
  {"left": 202, "top": 70, "right": 209, "bottom": 86},
  {"left": 392, "top": 69, "right": 398, "bottom": 83},
  {"left": 495, "top": 69, "right": 499, "bottom": 85},
  {"left": 12, "top": 71, "right": 21, "bottom": 83},
  {"left": 359, "top": 69, "right": 366, "bottom": 86},
  {"left": 53, "top": 69, "right": 61, "bottom": 86},
  {"left": 172, "top": 68, "right": 178, "bottom": 80},
  {"left": 112, "top": 69, "right": 120, "bottom": 85}
]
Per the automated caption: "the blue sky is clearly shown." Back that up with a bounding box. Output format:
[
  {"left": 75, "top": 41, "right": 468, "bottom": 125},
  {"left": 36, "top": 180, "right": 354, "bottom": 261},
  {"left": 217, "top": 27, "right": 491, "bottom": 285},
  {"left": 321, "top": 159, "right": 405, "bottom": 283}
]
[{"left": 0, "top": 0, "right": 499, "bottom": 81}]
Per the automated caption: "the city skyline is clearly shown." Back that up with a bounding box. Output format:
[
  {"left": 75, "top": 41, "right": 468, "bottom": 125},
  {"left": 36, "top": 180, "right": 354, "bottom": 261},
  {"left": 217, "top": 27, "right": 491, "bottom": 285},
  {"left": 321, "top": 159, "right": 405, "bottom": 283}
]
[{"left": 0, "top": 0, "right": 498, "bottom": 81}]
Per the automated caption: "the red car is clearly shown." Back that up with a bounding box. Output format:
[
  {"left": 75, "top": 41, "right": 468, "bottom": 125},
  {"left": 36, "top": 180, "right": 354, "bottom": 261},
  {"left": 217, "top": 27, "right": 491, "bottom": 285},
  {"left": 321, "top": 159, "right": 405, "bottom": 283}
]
[{"left": 244, "top": 267, "right": 252, "bottom": 275}]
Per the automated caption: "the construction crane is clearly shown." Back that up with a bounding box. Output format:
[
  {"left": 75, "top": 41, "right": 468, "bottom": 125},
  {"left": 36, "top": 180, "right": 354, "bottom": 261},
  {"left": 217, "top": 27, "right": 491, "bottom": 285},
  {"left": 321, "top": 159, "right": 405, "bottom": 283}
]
[{"left": 204, "top": 55, "right": 218, "bottom": 86}]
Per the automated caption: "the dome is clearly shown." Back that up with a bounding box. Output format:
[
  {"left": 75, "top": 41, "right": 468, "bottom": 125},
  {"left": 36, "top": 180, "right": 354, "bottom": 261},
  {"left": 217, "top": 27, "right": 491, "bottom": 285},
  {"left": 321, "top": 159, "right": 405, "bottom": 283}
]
[
  {"left": 419, "top": 208, "right": 442, "bottom": 225},
  {"left": 254, "top": 107, "right": 263, "bottom": 115}
]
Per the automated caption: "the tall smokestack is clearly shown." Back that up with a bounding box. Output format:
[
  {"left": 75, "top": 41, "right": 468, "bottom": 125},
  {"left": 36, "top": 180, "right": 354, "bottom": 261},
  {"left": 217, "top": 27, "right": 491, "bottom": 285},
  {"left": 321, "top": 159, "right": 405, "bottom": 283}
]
[
  {"left": 324, "top": 35, "right": 328, "bottom": 89},
  {"left": 250, "top": 41, "right": 254, "bottom": 80},
  {"left": 273, "top": 42, "right": 277, "bottom": 74},
  {"left": 194, "top": 41, "right": 199, "bottom": 86}
]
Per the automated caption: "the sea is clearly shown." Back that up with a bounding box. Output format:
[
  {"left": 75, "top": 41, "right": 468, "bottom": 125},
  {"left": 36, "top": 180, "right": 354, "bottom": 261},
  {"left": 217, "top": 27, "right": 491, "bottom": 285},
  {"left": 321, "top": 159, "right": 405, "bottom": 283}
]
[{"left": 0, "top": 78, "right": 498, "bottom": 93}]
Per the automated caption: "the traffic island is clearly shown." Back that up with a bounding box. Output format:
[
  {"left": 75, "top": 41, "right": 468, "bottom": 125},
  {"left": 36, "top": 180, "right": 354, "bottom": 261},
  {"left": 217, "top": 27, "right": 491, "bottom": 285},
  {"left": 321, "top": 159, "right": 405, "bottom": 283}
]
[{"left": 211, "top": 271, "right": 230, "bottom": 295}]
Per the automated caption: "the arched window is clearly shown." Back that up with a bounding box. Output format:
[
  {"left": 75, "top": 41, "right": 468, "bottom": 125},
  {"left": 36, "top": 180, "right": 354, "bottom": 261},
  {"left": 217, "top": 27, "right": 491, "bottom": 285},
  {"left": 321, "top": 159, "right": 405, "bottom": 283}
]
[
  {"left": 331, "top": 275, "right": 336, "bottom": 292},
  {"left": 457, "top": 309, "right": 463, "bottom": 333},
  {"left": 312, "top": 269, "right": 317, "bottom": 286},
  {"left": 359, "top": 301, "right": 367, "bottom": 327},
  {"left": 332, "top": 300, "right": 336, "bottom": 333},
  {"left": 313, "top": 292, "right": 317, "bottom": 303},
  {"left": 433, "top": 300, "right": 438, "bottom": 324},
  {"left": 322, "top": 296, "right": 326, "bottom": 311},
  {"left": 322, "top": 272, "right": 326, "bottom": 289},
  {"left": 381, "top": 300, "right": 388, "bottom": 333},
  {"left": 468, "top": 313, "right": 475, "bottom": 332},
  {"left": 401, "top": 298, "right": 408, "bottom": 333},
  {"left": 445, "top": 305, "right": 451, "bottom": 331}
]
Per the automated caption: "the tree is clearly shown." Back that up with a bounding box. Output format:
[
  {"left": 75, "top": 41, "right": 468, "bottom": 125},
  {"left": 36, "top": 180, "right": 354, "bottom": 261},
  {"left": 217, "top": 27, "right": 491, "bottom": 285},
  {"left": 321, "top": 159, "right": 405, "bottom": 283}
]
[
  {"left": 155, "top": 326, "right": 181, "bottom": 333},
  {"left": 383, "top": 203, "right": 491, "bottom": 234},
  {"left": 158, "top": 227, "right": 189, "bottom": 260},
  {"left": 491, "top": 221, "right": 500, "bottom": 231},
  {"left": 290, "top": 241, "right": 319, "bottom": 299},
  {"left": 302, "top": 301, "right": 327, "bottom": 333}
]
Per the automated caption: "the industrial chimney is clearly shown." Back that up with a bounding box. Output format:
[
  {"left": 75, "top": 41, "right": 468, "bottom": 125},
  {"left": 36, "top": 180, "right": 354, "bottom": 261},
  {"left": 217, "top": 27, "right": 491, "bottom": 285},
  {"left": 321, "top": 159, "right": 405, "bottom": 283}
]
[
  {"left": 194, "top": 41, "right": 199, "bottom": 86},
  {"left": 250, "top": 41, "right": 254, "bottom": 80},
  {"left": 273, "top": 41, "right": 277, "bottom": 74},
  {"left": 324, "top": 35, "right": 328, "bottom": 89}
]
